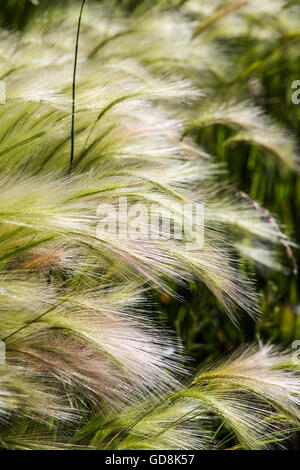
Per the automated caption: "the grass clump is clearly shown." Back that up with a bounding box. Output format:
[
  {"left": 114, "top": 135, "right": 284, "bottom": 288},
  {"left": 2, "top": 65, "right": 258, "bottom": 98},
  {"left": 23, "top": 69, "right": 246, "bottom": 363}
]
[{"left": 0, "top": 0, "right": 299, "bottom": 450}]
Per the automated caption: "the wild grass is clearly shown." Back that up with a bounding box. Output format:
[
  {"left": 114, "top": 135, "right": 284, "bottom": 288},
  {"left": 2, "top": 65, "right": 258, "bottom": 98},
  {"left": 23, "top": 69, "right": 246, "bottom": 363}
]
[{"left": 0, "top": 0, "right": 299, "bottom": 450}]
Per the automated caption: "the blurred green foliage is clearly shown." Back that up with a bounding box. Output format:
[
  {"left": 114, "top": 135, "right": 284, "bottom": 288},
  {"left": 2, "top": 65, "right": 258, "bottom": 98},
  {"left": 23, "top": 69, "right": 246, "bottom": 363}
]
[{"left": 0, "top": 0, "right": 34, "bottom": 29}]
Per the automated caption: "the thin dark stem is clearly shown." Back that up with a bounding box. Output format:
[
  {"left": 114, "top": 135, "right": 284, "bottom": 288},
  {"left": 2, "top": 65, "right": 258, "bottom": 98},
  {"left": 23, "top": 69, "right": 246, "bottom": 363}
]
[
  {"left": 67, "top": 0, "right": 86, "bottom": 177},
  {"left": 1, "top": 304, "right": 62, "bottom": 343}
]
